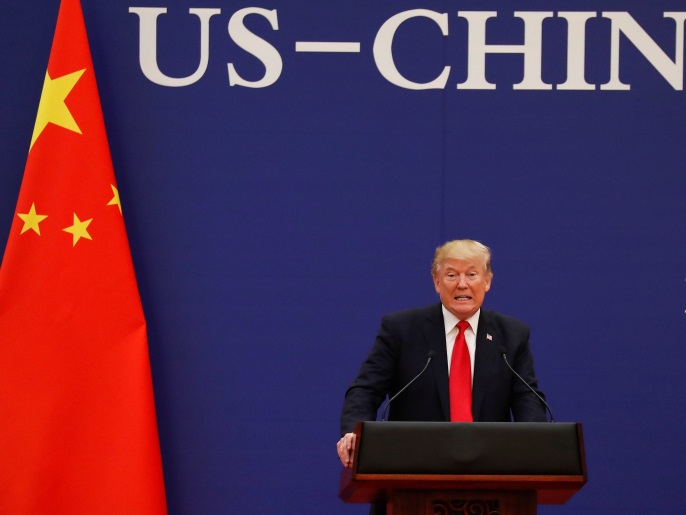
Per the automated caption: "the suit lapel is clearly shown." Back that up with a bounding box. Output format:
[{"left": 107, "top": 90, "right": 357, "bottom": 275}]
[
  {"left": 472, "top": 310, "right": 501, "bottom": 421},
  {"left": 422, "top": 304, "right": 450, "bottom": 421}
]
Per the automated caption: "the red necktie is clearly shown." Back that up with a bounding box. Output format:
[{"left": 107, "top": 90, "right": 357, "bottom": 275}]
[{"left": 449, "top": 320, "right": 473, "bottom": 422}]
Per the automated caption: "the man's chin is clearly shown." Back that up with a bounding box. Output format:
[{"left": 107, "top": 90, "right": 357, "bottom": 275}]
[{"left": 447, "top": 303, "right": 478, "bottom": 319}]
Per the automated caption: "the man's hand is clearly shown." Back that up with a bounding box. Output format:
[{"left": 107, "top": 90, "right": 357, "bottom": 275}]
[{"left": 336, "top": 432, "right": 356, "bottom": 468}]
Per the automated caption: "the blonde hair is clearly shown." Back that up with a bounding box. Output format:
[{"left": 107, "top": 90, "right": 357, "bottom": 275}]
[{"left": 431, "top": 239, "right": 493, "bottom": 277}]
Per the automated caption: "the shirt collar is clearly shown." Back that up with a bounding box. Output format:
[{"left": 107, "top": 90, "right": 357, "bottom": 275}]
[{"left": 441, "top": 305, "right": 481, "bottom": 335}]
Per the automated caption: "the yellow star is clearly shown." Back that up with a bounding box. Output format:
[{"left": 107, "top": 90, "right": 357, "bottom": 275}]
[
  {"left": 30, "top": 68, "right": 86, "bottom": 150},
  {"left": 107, "top": 184, "right": 122, "bottom": 214},
  {"left": 17, "top": 203, "right": 48, "bottom": 235},
  {"left": 62, "top": 213, "right": 93, "bottom": 246}
]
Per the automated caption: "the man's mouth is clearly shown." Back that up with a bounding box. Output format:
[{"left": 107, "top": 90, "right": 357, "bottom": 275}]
[{"left": 454, "top": 296, "right": 471, "bottom": 301}]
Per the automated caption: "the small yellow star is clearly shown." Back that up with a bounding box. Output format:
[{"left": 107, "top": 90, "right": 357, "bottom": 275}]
[
  {"left": 30, "top": 68, "right": 86, "bottom": 150},
  {"left": 17, "top": 203, "right": 48, "bottom": 235},
  {"left": 62, "top": 213, "right": 93, "bottom": 246},
  {"left": 107, "top": 184, "right": 122, "bottom": 214}
]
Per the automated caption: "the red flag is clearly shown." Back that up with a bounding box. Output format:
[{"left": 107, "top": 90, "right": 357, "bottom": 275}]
[{"left": 0, "top": 1, "right": 167, "bottom": 512}]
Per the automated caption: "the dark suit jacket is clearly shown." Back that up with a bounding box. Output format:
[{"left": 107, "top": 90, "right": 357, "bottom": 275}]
[{"left": 340, "top": 304, "right": 547, "bottom": 434}]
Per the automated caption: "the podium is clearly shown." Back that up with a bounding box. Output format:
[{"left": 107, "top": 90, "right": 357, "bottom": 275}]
[{"left": 339, "top": 422, "right": 586, "bottom": 515}]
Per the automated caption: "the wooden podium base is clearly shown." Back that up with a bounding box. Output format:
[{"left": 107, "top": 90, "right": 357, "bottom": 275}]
[{"left": 388, "top": 489, "right": 537, "bottom": 515}]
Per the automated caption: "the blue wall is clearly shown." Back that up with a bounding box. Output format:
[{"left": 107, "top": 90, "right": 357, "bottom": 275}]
[{"left": 2, "top": 1, "right": 685, "bottom": 513}]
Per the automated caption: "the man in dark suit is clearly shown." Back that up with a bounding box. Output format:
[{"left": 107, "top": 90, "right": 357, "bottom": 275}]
[{"left": 337, "top": 239, "right": 547, "bottom": 474}]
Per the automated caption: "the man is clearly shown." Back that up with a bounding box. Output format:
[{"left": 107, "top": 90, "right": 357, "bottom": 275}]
[{"left": 337, "top": 239, "right": 547, "bottom": 476}]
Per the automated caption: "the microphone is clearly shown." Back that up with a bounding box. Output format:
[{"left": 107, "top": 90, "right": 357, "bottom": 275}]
[
  {"left": 381, "top": 351, "right": 435, "bottom": 422},
  {"left": 499, "top": 347, "right": 555, "bottom": 422}
]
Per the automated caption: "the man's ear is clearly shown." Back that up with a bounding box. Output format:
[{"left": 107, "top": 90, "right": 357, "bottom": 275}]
[{"left": 432, "top": 274, "right": 440, "bottom": 294}]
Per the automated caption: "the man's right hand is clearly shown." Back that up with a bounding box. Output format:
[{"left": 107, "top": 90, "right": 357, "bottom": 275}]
[{"left": 336, "top": 432, "right": 356, "bottom": 468}]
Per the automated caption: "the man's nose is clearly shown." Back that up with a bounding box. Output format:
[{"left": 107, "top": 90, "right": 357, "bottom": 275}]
[{"left": 457, "top": 275, "right": 468, "bottom": 287}]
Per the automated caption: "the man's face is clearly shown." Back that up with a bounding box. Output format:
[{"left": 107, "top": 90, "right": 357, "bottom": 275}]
[{"left": 433, "top": 257, "right": 492, "bottom": 320}]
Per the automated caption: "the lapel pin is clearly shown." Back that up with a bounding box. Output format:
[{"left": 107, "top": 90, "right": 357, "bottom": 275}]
[{"left": 486, "top": 334, "right": 493, "bottom": 341}]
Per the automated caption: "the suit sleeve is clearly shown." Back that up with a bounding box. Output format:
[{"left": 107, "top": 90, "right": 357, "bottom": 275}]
[
  {"left": 340, "top": 315, "right": 399, "bottom": 435},
  {"left": 508, "top": 325, "right": 548, "bottom": 422}
]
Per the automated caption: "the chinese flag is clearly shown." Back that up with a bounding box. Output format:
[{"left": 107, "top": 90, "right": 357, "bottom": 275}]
[{"left": 0, "top": 0, "right": 167, "bottom": 513}]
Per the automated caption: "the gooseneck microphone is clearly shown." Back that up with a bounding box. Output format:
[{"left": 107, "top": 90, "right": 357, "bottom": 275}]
[
  {"left": 499, "top": 347, "right": 555, "bottom": 422},
  {"left": 381, "top": 351, "right": 435, "bottom": 422}
]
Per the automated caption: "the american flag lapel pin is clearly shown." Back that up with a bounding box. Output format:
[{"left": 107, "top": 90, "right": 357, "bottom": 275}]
[{"left": 486, "top": 334, "right": 493, "bottom": 341}]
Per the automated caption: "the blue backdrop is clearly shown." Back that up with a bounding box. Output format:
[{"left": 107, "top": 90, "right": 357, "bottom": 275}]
[{"left": 1, "top": 1, "right": 685, "bottom": 513}]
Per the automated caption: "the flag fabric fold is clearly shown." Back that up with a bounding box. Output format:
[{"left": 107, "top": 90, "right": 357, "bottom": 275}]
[{"left": 0, "top": 0, "right": 167, "bottom": 512}]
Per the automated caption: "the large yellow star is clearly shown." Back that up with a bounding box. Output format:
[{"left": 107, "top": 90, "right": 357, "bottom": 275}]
[
  {"left": 17, "top": 203, "right": 48, "bottom": 235},
  {"left": 63, "top": 213, "right": 93, "bottom": 246},
  {"left": 30, "top": 68, "right": 86, "bottom": 150},
  {"left": 107, "top": 184, "right": 122, "bottom": 214}
]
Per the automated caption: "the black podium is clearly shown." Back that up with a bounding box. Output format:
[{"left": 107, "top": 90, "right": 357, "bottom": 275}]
[{"left": 339, "top": 422, "right": 586, "bottom": 514}]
